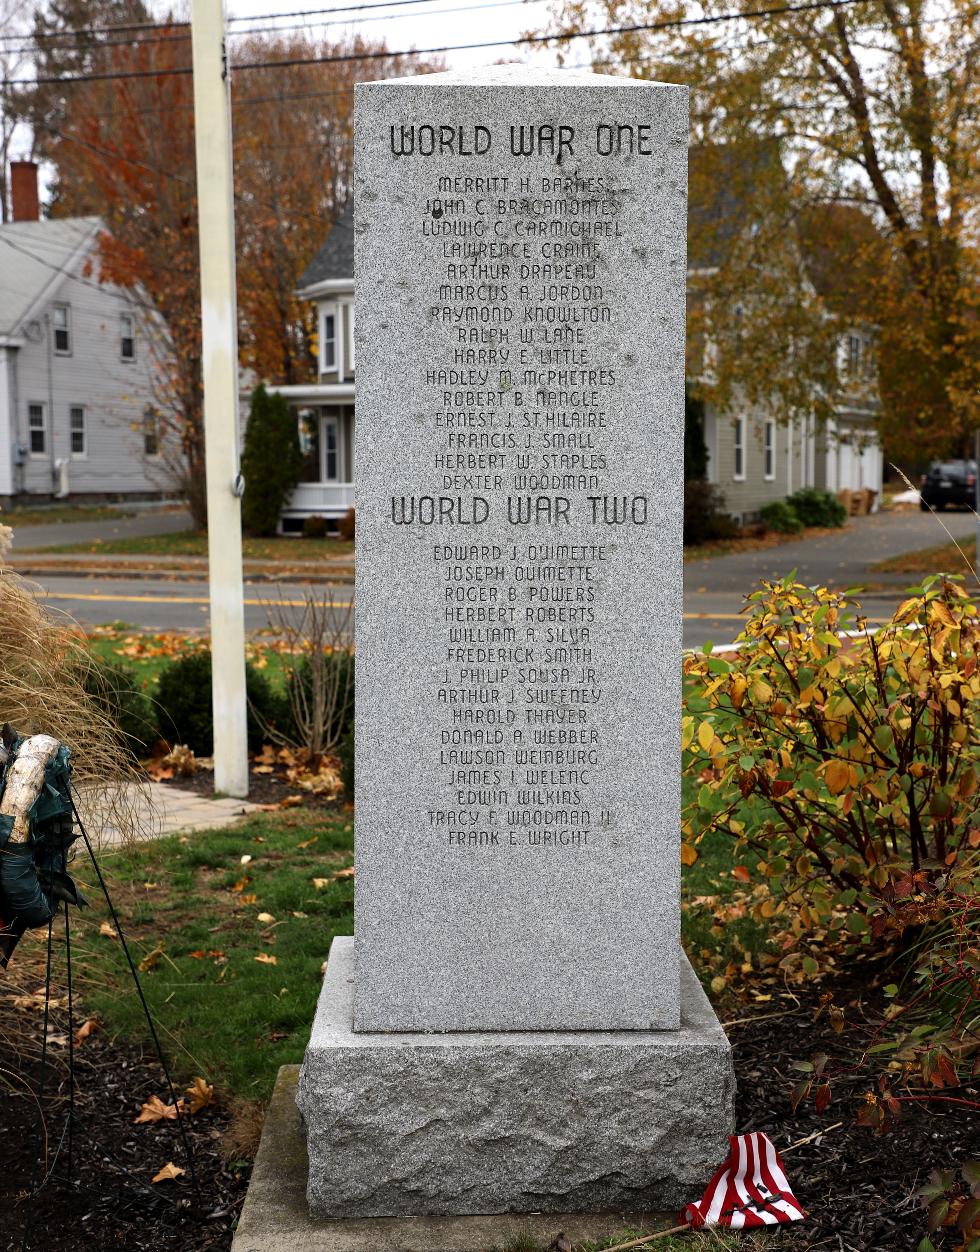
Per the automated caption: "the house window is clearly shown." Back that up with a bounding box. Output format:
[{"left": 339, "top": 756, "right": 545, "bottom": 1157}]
[
  {"left": 847, "top": 333, "right": 862, "bottom": 376},
  {"left": 143, "top": 406, "right": 159, "bottom": 456},
  {"left": 28, "top": 403, "right": 46, "bottom": 455},
  {"left": 323, "top": 414, "right": 339, "bottom": 481},
  {"left": 764, "top": 418, "right": 775, "bottom": 481},
  {"left": 52, "top": 304, "right": 71, "bottom": 354},
  {"left": 733, "top": 415, "right": 746, "bottom": 481},
  {"left": 69, "top": 406, "right": 86, "bottom": 456},
  {"left": 120, "top": 312, "right": 136, "bottom": 361},
  {"left": 321, "top": 311, "right": 337, "bottom": 370}
]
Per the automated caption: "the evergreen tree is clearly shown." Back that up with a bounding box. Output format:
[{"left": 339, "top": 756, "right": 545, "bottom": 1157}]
[
  {"left": 241, "top": 384, "right": 304, "bottom": 536},
  {"left": 684, "top": 388, "right": 708, "bottom": 483}
]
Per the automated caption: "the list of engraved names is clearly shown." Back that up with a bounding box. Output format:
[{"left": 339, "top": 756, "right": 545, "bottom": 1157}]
[{"left": 386, "top": 123, "right": 658, "bottom": 857}]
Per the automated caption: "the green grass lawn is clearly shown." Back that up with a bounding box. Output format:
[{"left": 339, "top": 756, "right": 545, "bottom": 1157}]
[
  {"left": 2, "top": 502, "right": 129, "bottom": 525},
  {"left": 77, "top": 809, "right": 355, "bottom": 1100},
  {"left": 86, "top": 626, "right": 295, "bottom": 691},
  {"left": 22, "top": 529, "right": 354, "bottom": 562}
]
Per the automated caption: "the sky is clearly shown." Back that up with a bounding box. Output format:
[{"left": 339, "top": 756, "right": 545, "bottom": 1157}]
[{"left": 221, "top": 0, "right": 567, "bottom": 72}]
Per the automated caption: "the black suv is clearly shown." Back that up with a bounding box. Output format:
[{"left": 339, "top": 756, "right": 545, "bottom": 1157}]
[{"left": 920, "top": 460, "right": 978, "bottom": 511}]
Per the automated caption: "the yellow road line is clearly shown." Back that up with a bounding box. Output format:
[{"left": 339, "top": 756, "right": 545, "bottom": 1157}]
[{"left": 40, "top": 590, "right": 354, "bottom": 609}]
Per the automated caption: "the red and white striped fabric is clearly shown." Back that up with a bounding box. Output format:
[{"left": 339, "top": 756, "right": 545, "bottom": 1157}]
[{"left": 682, "top": 1132, "right": 806, "bottom": 1229}]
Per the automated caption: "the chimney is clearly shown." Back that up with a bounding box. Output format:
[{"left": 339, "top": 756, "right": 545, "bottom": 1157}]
[{"left": 10, "top": 161, "right": 40, "bottom": 222}]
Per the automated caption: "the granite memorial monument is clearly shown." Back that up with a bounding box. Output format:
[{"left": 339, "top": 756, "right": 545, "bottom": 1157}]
[{"left": 297, "top": 61, "right": 735, "bottom": 1222}]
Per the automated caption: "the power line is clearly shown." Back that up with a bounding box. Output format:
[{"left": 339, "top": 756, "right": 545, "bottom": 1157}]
[
  {"left": 1, "top": 0, "right": 466, "bottom": 46},
  {"left": 4, "top": 0, "right": 875, "bottom": 85},
  {"left": 0, "top": 0, "right": 547, "bottom": 57}
]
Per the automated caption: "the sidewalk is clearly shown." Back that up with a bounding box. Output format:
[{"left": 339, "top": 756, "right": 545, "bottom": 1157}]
[{"left": 92, "top": 782, "right": 262, "bottom": 847}]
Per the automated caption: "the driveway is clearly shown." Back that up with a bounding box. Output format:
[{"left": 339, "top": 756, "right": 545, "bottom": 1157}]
[{"left": 683, "top": 508, "right": 977, "bottom": 649}]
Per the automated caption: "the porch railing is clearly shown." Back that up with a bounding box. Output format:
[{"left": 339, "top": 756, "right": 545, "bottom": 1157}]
[{"left": 282, "top": 482, "right": 355, "bottom": 518}]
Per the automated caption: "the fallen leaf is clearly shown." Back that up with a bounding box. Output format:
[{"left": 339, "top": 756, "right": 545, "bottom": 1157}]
[
  {"left": 230, "top": 877, "right": 249, "bottom": 893},
  {"left": 185, "top": 1077, "right": 214, "bottom": 1114},
  {"left": 151, "top": 1162, "right": 186, "bottom": 1184},
  {"left": 257, "top": 912, "right": 275, "bottom": 923},
  {"left": 189, "top": 950, "right": 206, "bottom": 960},
  {"left": 332, "top": 866, "right": 355, "bottom": 882},
  {"left": 99, "top": 921, "right": 119, "bottom": 940},
  {"left": 135, "top": 1095, "right": 183, "bottom": 1124},
  {"left": 240, "top": 854, "right": 252, "bottom": 866},
  {"left": 311, "top": 877, "right": 330, "bottom": 890},
  {"left": 296, "top": 836, "right": 318, "bottom": 849},
  {"left": 138, "top": 944, "right": 165, "bottom": 972},
  {"left": 291, "top": 911, "right": 307, "bottom": 919},
  {"left": 279, "top": 794, "right": 303, "bottom": 808},
  {"left": 254, "top": 953, "right": 278, "bottom": 965},
  {"left": 74, "top": 1019, "right": 99, "bottom": 1045},
  {"left": 239, "top": 893, "right": 258, "bottom": 905}
]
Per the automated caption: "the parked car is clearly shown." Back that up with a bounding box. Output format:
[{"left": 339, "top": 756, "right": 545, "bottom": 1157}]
[{"left": 920, "top": 460, "right": 978, "bottom": 511}]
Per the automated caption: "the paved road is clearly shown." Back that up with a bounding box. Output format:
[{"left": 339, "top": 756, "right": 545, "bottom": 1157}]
[
  {"left": 18, "top": 507, "right": 977, "bottom": 650},
  {"left": 36, "top": 575, "right": 354, "bottom": 635},
  {"left": 683, "top": 509, "right": 977, "bottom": 648},
  {"left": 10, "top": 507, "right": 193, "bottom": 552}
]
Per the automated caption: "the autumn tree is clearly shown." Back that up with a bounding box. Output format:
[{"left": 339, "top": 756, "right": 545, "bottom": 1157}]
[
  {"left": 20, "top": 18, "right": 436, "bottom": 523},
  {"left": 539, "top": 0, "right": 980, "bottom": 462}
]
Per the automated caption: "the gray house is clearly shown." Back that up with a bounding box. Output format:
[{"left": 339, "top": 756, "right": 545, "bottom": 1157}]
[{"left": 0, "top": 191, "right": 175, "bottom": 506}]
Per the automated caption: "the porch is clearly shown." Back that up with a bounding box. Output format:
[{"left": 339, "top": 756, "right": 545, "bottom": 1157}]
[{"left": 267, "top": 383, "right": 355, "bottom": 533}]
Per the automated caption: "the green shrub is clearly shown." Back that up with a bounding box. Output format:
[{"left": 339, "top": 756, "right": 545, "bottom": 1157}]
[
  {"left": 83, "top": 656, "right": 157, "bottom": 757},
  {"left": 759, "top": 499, "right": 803, "bottom": 534},
  {"left": 156, "top": 650, "right": 280, "bottom": 755},
  {"left": 683, "top": 576, "right": 980, "bottom": 944},
  {"left": 337, "top": 507, "right": 355, "bottom": 542},
  {"left": 683, "top": 480, "right": 738, "bottom": 546},
  {"left": 788, "top": 487, "right": 847, "bottom": 528},
  {"left": 338, "top": 727, "right": 354, "bottom": 797},
  {"left": 241, "top": 384, "right": 304, "bottom": 537},
  {"left": 303, "top": 514, "right": 329, "bottom": 539}
]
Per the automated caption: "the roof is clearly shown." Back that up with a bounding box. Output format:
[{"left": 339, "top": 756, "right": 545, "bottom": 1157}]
[
  {"left": 0, "top": 216, "right": 101, "bottom": 337},
  {"left": 688, "top": 140, "right": 785, "bottom": 270},
  {"left": 297, "top": 203, "right": 354, "bottom": 290}
]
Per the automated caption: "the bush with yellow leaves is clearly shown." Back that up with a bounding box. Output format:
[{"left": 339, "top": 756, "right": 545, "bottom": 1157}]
[{"left": 683, "top": 574, "right": 980, "bottom": 939}]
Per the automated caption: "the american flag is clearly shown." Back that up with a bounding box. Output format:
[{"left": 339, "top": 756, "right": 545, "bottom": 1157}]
[{"left": 682, "top": 1132, "right": 806, "bottom": 1229}]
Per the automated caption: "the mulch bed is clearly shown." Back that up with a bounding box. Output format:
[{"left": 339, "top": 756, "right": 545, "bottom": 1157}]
[
  {"left": 0, "top": 953, "right": 248, "bottom": 1251},
  {"left": 154, "top": 763, "right": 342, "bottom": 810},
  {"left": 1, "top": 944, "right": 974, "bottom": 1250},
  {"left": 725, "top": 958, "right": 977, "bottom": 1251}
]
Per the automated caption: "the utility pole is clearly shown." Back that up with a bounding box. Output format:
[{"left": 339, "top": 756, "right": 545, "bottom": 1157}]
[{"left": 191, "top": 0, "right": 249, "bottom": 797}]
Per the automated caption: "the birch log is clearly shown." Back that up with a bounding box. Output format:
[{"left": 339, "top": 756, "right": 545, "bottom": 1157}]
[{"left": 0, "top": 735, "right": 61, "bottom": 843}]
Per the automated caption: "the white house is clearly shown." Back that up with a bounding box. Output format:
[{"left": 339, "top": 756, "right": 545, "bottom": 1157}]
[
  {"left": 0, "top": 165, "right": 176, "bottom": 506},
  {"left": 271, "top": 203, "right": 355, "bottom": 533}
]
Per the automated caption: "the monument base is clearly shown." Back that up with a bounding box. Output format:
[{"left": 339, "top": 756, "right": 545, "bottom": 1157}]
[{"left": 297, "top": 937, "right": 735, "bottom": 1220}]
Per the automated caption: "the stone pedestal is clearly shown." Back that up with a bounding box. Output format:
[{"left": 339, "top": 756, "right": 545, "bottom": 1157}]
[{"left": 298, "top": 938, "right": 734, "bottom": 1219}]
